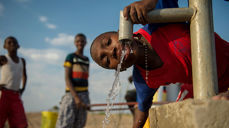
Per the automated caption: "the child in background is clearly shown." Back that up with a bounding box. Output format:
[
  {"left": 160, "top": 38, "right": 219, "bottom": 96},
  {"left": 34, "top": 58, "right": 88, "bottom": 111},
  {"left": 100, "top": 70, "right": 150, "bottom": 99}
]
[
  {"left": 90, "top": 0, "right": 229, "bottom": 127},
  {"left": 56, "top": 33, "right": 90, "bottom": 128},
  {"left": 0, "top": 36, "right": 28, "bottom": 128}
]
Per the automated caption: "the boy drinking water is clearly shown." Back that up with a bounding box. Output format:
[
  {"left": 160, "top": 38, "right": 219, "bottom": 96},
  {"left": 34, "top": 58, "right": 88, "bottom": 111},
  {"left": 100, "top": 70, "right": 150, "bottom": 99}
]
[
  {"left": 0, "top": 36, "right": 28, "bottom": 128},
  {"left": 90, "top": 0, "right": 229, "bottom": 127}
]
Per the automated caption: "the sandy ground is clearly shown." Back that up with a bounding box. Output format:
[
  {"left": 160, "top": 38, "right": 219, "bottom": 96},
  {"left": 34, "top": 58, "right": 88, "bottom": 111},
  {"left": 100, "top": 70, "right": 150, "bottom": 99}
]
[{"left": 25, "top": 112, "right": 133, "bottom": 128}]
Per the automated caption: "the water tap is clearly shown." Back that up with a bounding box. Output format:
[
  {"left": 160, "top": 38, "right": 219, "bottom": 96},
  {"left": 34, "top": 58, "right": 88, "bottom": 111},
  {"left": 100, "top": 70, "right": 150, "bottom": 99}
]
[{"left": 119, "top": 10, "right": 133, "bottom": 53}]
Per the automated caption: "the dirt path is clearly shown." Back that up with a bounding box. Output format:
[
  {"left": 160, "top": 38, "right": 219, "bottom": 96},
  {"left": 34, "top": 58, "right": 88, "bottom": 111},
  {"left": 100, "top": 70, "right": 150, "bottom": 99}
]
[{"left": 26, "top": 112, "right": 133, "bottom": 128}]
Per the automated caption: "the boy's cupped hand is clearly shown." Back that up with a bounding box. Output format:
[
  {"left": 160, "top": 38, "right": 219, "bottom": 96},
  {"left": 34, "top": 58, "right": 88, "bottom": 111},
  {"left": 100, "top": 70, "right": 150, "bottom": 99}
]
[{"left": 74, "top": 96, "right": 88, "bottom": 109}]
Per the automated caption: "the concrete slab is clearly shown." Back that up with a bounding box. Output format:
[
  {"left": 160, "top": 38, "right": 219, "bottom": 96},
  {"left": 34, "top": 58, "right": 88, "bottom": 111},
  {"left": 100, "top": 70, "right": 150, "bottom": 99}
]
[{"left": 149, "top": 99, "right": 229, "bottom": 128}]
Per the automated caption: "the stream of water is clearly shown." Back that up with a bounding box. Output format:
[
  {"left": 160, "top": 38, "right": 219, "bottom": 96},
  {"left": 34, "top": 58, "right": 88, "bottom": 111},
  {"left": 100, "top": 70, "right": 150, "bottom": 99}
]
[{"left": 102, "top": 49, "right": 126, "bottom": 128}]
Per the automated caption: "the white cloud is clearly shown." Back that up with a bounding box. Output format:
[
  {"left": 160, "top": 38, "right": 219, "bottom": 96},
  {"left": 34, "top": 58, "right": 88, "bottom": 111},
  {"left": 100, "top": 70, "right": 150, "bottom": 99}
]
[
  {"left": 46, "top": 23, "right": 57, "bottom": 29},
  {"left": 39, "top": 16, "right": 47, "bottom": 23},
  {"left": 0, "top": 3, "right": 4, "bottom": 16},
  {"left": 39, "top": 16, "right": 57, "bottom": 30},
  {"left": 45, "top": 33, "right": 74, "bottom": 46},
  {"left": 22, "top": 59, "right": 65, "bottom": 112},
  {"left": 17, "top": 47, "right": 66, "bottom": 111},
  {"left": 30, "top": 52, "right": 59, "bottom": 60},
  {"left": 19, "top": 48, "right": 66, "bottom": 65}
]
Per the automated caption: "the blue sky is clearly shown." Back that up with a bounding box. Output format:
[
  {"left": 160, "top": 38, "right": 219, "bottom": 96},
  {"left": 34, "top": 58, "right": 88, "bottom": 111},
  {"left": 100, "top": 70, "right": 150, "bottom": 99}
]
[{"left": 0, "top": 0, "right": 228, "bottom": 112}]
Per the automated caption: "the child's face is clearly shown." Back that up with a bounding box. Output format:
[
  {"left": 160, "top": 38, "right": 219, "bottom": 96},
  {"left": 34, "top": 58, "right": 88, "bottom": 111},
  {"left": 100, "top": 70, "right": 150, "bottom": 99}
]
[
  {"left": 4, "top": 38, "right": 19, "bottom": 52},
  {"left": 74, "top": 36, "right": 86, "bottom": 51},
  {"left": 91, "top": 32, "right": 137, "bottom": 70}
]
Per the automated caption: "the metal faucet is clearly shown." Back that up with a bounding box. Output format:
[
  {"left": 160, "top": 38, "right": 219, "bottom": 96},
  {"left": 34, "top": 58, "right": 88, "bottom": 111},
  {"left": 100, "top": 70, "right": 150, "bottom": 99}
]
[{"left": 118, "top": 11, "right": 133, "bottom": 46}]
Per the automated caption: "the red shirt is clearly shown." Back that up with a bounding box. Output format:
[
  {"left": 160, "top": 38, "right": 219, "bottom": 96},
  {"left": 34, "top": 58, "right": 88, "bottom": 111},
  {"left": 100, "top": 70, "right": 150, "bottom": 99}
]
[{"left": 135, "top": 24, "right": 229, "bottom": 92}]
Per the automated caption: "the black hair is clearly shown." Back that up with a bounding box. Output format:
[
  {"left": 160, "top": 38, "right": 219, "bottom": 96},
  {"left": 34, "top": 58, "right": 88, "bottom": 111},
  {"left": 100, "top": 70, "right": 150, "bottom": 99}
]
[
  {"left": 75, "top": 33, "right": 87, "bottom": 40},
  {"left": 90, "top": 31, "right": 117, "bottom": 62},
  {"left": 4, "top": 36, "right": 19, "bottom": 48},
  {"left": 90, "top": 32, "right": 117, "bottom": 54}
]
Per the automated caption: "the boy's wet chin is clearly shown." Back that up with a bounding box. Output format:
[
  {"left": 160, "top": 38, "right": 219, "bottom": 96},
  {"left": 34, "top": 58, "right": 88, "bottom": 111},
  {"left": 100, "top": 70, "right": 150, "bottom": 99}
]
[
  {"left": 120, "top": 63, "right": 132, "bottom": 72},
  {"left": 96, "top": 62, "right": 130, "bottom": 71},
  {"left": 97, "top": 63, "right": 114, "bottom": 70}
]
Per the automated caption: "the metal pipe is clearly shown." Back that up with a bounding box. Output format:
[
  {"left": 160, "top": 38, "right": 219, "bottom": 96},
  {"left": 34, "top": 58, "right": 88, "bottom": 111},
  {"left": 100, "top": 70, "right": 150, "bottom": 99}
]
[
  {"left": 89, "top": 108, "right": 130, "bottom": 112},
  {"left": 118, "top": 8, "right": 194, "bottom": 43},
  {"left": 147, "top": 8, "right": 194, "bottom": 23},
  {"left": 89, "top": 101, "right": 172, "bottom": 111},
  {"left": 189, "top": 0, "right": 218, "bottom": 99},
  {"left": 89, "top": 102, "right": 137, "bottom": 107},
  {"left": 119, "top": 10, "right": 133, "bottom": 43},
  {"left": 89, "top": 101, "right": 171, "bottom": 107}
]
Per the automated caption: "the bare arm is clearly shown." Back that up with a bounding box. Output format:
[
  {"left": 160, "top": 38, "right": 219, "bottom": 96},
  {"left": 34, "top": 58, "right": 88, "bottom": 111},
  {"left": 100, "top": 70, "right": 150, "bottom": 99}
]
[
  {"left": 0, "top": 55, "right": 7, "bottom": 88},
  {"left": 20, "top": 58, "right": 27, "bottom": 95},
  {"left": 65, "top": 67, "right": 86, "bottom": 108},
  {"left": 123, "top": 0, "right": 158, "bottom": 24},
  {"left": 133, "top": 108, "right": 149, "bottom": 128},
  {"left": 0, "top": 55, "right": 7, "bottom": 66}
]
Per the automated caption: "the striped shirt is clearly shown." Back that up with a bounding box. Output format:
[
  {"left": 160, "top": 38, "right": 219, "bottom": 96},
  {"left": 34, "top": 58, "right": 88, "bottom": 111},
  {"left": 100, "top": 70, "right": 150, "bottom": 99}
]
[{"left": 64, "top": 53, "right": 89, "bottom": 92}]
